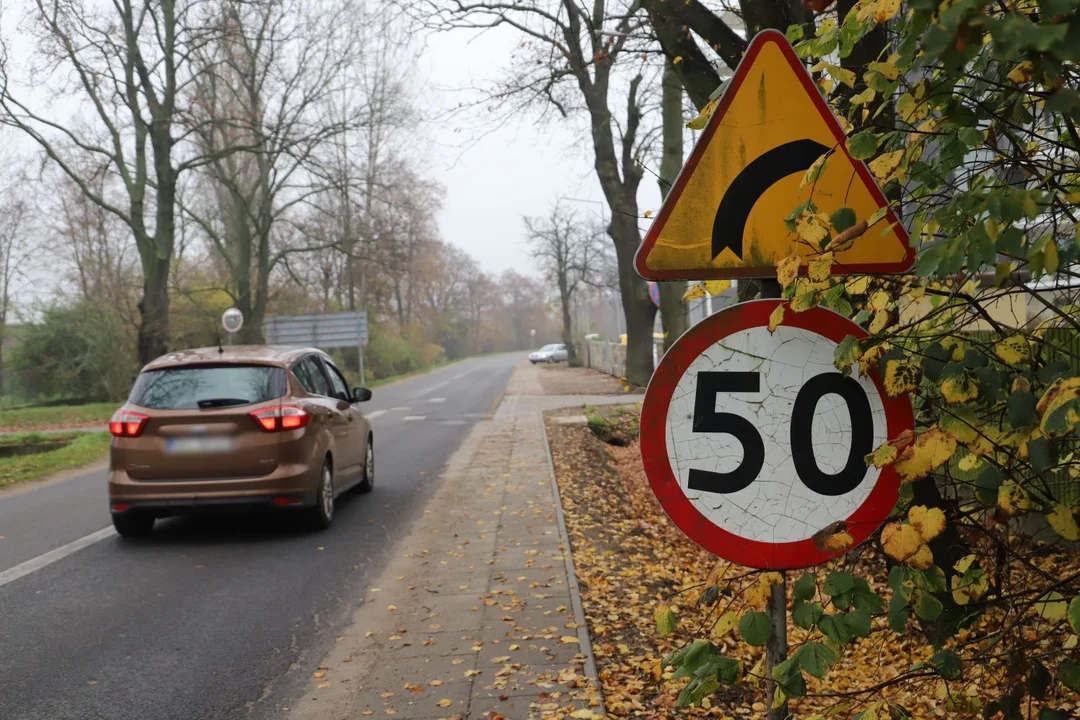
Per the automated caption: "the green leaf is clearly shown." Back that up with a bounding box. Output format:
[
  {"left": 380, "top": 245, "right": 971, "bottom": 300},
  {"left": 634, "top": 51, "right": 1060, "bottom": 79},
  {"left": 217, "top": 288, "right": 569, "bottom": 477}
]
[
  {"left": 1008, "top": 389, "right": 1038, "bottom": 428},
  {"left": 771, "top": 656, "right": 807, "bottom": 698},
  {"left": 712, "top": 656, "right": 742, "bottom": 684},
  {"left": 1029, "top": 660, "right": 1052, "bottom": 701},
  {"left": 914, "top": 590, "right": 943, "bottom": 621},
  {"left": 738, "top": 611, "right": 772, "bottom": 646},
  {"left": 796, "top": 641, "right": 837, "bottom": 679},
  {"left": 914, "top": 566, "right": 948, "bottom": 593},
  {"left": 922, "top": 343, "right": 950, "bottom": 381},
  {"left": 843, "top": 606, "right": 872, "bottom": 638},
  {"left": 930, "top": 649, "right": 963, "bottom": 680},
  {"left": 888, "top": 592, "right": 909, "bottom": 632},
  {"left": 846, "top": 132, "right": 877, "bottom": 160},
  {"left": 818, "top": 613, "right": 853, "bottom": 645},
  {"left": 655, "top": 606, "right": 677, "bottom": 636},
  {"left": 667, "top": 640, "right": 716, "bottom": 678},
  {"left": 823, "top": 571, "right": 855, "bottom": 596},
  {"left": 830, "top": 207, "right": 857, "bottom": 232},
  {"left": 793, "top": 573, "right": 816, "bottom": 602},
  {"left": 1058, "top": 659, "right": 1080, "bottom": 693},
  {"left": 699, "top": 585, "right": 720, "bottom": 606},
  {"left": 1027, "top": 436, "right": 1055, "bottom": 472},
  {"left": 1069, "top": 597, "right": 1080, "bottom": 634},
  {"left": 677, "top": 675, "right": 719, "bottom": 707},
  {"left": 793, "top": 601, "right": 824, "bottom": 629}
]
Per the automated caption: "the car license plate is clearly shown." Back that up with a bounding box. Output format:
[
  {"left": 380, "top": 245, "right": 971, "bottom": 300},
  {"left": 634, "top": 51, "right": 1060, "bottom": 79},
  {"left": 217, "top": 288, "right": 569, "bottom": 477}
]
[{"left": 166, "top": 436, "right": 235, "bottom": 455}]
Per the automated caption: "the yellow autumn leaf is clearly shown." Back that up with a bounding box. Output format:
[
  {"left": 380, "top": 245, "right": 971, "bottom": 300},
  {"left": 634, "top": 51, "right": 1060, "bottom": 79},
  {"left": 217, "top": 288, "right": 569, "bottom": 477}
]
[
  {"left": 560, "top": 635, "right": 580, "bottom": 644},
  {"left": 869, "top": 150, "right": 904, "bottom": 184},
  {"left": 1036, "top": 591, "right": 1068, "bottom": 623},
  {"left": 801, "top": 153, "right": 829, "bottom": 190},
  {"left": 998, "top": 479, "right": 1031, "bottom": 516},
  {"left": 654, "top": 607, "right": 676, "bottom": 636},
  {"left": 796, "top": 214, "right": 829, "bottom": 249},
  {"left": 1039, "top": 377, "right": 1080, "bottom": 435},
  {"left": 703, "top": 279, "right": 732, "bottom": 296},
  {"left": 808, "top": 253, "right": 834, "bottom": 282},
  {"left": 790, "top": 291, "right": 818, "bottom": 313},
  {"left": 907, "top": 543, "right": 934, "bottom": 570},
  {"left": 941, "top": 374, "right": 979, "bottom": 403},
  {"left": 895, "top": 428, "right": 957, "bottom": 483},
  {"left": 883, "top": 358, "right": 921, "bottom": 397},
  {"left": 850, "top": 87, "right": 876, "bottom": 106},
  {"left": 672, "top": 55, "right": 684, "bottom": 65},
  {"left": 776, "top": 253, "right": 801, "bottom": 290},
  {"left": 1047, "top": 504, "right": 1080, "bottom": 541},
  {"left": 846, "top": 276, "right": 870, "bottom": 295},
  {"left": 1007, "top": 60, "right": 1035, "bottom": 83},
  {"left": 881, "top": 521, "right": 922, "bottom": 562},
  {"left": 643, "top": 209, "right": 653, "bottom": 218},
  {"left": 436, "top": 699, "right": 453, "bottom": 708},
  {"left": 1045, "top": 240, "right": 1060, "bottom": 274},
  {"left": 715, "top": 611, "right": 739, "bottom": 637},
  {"left": 869, "top": 290, "right": 890, "bottom": 311},
  {"left": 865, "top": 440, "right": 898, "bottom": 468},
  {"left": 958, "top": 453, "right": 981, "bottom": 472},
  {"left": 825, "top": 64, "right": 856, "bottom": 89},
  {"left": 768, "top": 304, "right": 785, "bottom": 334},
  {"left": 822, "top": 530, "right": 854, "bottom": 551},
  {"left": 869, "top": 309, "right": 890, "bottom": 334},
  {"left": 867, "top": 56, "right": 901, "bottom": 81},
  {"left": 994, "top": 335, "right": 1029, "bottom": 365},
  {"left": 862, "top": 0, "right": 902, "bottom": 23},
  {"left": 908, "top": 505, "right": 946, "bottom": 542},
  {"left": 687, "top": 97, "right": 719, "bottom": 130}
]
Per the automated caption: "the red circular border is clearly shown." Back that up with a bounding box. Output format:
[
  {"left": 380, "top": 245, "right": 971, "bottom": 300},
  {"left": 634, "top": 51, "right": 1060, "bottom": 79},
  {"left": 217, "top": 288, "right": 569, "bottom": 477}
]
[{"left": 640, "top": 299, "right": 914, "bottom": 570}]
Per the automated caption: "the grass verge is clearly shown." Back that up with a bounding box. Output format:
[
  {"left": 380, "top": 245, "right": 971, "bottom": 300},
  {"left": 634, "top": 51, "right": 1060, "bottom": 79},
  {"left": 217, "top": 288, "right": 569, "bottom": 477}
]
[
  {"left": 0, "top": 431, "right": 111, "bottom": 488},
  {"left": 0, "top": 402, "right": 116, "bottom": 432}
]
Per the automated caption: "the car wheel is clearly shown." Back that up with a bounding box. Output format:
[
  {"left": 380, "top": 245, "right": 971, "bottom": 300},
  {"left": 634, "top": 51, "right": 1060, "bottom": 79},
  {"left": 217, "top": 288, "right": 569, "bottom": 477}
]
[
  {"left": 354, "top": 435, "right": 374, "bottom": 493},
  {"left": 112, "top": 511, "right": 155, "bottom": 538},
  {"left": 308, "top": 460, "right": 335, "bottom": 530}
]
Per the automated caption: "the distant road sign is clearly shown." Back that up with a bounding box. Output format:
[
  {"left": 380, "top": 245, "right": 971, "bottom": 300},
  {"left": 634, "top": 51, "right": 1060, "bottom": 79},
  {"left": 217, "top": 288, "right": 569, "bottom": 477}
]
[
  {"left": 265, "top": 311, "right": 368, "bottom": 349},
  {"left": 635, "top": 29, "right": 914, "bottom": 281},
  {"left": 648, "top": 282, "right": 660, "bottom": 308},
  {"left": 640, "top": 299, "right": 914, "bottom": 569}
]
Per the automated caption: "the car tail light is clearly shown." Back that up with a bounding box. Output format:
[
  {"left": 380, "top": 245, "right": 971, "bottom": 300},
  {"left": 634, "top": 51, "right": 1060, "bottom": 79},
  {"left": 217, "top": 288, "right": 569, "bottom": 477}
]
[
  {"left": 109, "top": 410, "right": 148, "bottom": 437},
  {"left": 250, "top": 405, "right": 311, "bottom": 432}
]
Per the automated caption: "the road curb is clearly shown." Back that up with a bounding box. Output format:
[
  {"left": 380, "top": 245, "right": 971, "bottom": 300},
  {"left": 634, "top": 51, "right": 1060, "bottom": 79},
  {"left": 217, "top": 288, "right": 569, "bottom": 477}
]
[{"left": 541, "top": 415, "right": 608, "bottom": 717}]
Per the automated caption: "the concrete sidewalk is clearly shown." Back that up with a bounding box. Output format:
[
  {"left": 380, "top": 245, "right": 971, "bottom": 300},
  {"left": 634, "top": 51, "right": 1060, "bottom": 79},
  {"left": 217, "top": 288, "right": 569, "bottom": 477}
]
[{"left": 288, "top": 362, "right": 634, "bottom": 720}]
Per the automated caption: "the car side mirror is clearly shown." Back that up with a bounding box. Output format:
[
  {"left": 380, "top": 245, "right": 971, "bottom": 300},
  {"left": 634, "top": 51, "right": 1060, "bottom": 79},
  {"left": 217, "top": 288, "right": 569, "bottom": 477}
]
[{"left": 352, "top": 387, "right": 372, "bottom": 403}]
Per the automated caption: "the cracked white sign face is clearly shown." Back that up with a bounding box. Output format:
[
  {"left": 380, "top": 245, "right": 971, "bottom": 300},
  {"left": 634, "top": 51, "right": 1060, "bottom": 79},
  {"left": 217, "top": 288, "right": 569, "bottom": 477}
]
[{"left": 665, "top": 324, "right": 888, "bottom": 545}]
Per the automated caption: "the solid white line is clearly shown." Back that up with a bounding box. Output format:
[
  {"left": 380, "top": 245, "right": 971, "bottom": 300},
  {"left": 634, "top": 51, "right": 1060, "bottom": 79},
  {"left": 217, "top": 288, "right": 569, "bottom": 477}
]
[
  {"left": 0, "top": 526, "right": 115, "bottom": 590},
  {"left": 402, "top": 415, "right": 426, "bottom": 422},
  {"left": 390, "top": 407, "right": 410, "bottom": 412},
  {"left": 428, "top": 398, "right": 446, "bottom": 404},
  {"left": 365, "top": 410, "right": 386, "bottom": 420}
]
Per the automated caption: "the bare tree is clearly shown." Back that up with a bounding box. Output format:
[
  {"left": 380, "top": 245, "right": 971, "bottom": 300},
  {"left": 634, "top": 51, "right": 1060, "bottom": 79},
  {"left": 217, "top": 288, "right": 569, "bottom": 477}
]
[
  {"left": 0, "top": 0, "right": 227, "bottom": 364},
  {"left": 182, "top": 0, "right": 365, "bottom": 342},
  {"left": 422, "top": 0, "right": 659, "bottom": 385},
  {"left": 525, "top": 203, "right": 603, "bottom": 366}
]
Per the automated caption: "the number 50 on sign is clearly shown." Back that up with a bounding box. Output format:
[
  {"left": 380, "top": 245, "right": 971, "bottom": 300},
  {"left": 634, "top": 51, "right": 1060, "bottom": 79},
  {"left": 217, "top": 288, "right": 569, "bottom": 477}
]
[{"left": 640, "top": 300, "right": 914, "bottom": 570}]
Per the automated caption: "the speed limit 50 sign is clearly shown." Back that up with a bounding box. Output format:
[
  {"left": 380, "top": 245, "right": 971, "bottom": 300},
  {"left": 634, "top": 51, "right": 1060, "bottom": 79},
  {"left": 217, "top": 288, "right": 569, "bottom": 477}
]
[{"left": 641, "top": 299, "right": 914, "bottom": 569}]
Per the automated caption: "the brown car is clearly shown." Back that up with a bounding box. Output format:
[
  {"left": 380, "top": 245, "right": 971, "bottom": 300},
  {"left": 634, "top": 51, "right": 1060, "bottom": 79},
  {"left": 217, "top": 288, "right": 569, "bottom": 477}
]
[{"left": 107, "top": 345, "right": 375, "bottom": 537}]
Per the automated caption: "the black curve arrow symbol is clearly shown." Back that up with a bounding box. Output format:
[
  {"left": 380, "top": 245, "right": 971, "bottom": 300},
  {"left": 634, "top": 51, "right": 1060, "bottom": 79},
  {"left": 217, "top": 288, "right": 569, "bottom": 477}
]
[{"left": 712, "top": 139, "right": 831, "bottom": 260}]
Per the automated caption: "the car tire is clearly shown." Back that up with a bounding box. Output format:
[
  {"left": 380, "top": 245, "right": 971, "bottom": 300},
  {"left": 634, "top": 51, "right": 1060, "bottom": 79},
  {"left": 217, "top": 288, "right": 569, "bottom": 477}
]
[
  {"left": 112, "top": 511, "right": 155, "bottom": 538},
  {"left": 308, "top": 460, "right": 335, "bottom": 530},
  {"left": 354, "top": 435, "right": 374, "bottom": 493}
]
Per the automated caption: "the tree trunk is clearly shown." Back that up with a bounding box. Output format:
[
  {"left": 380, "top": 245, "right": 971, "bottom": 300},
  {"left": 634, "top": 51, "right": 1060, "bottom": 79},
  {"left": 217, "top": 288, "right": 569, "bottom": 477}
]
[
  {"left": 658, "top": 59, "right": 689, "bottom": 351},
  {"left": 559, "top": 289, "right": 578, "bottom": 366},
  {"left": 611, "top": 211, "right": 655, "bottom": 386},
  {"left": 137, "top": 254, "right": 171, "bottom": 366}
]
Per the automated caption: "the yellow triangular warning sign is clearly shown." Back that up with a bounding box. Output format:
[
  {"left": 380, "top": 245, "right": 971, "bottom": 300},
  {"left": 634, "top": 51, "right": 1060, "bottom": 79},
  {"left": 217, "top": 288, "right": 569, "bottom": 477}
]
[{"left": 635, "top": 29, "right": 914, "bottom": 281}]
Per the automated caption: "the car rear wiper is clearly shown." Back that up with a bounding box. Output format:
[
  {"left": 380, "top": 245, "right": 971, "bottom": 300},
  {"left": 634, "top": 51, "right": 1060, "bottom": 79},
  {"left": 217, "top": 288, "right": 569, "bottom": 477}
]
[{"left": 196, "top": 398, "right": 250, "bottom": 408}]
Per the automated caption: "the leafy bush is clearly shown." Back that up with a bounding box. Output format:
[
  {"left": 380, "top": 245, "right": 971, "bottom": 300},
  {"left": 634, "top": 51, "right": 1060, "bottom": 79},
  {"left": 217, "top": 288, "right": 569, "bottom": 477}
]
[{"left": 9, "top": 301, "right": 138, "bottom": 402}]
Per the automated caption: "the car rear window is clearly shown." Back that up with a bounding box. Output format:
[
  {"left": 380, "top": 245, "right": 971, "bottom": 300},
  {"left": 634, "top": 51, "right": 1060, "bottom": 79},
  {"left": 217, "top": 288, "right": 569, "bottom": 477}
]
[{"left": 129, "top": 364, "right": 288, "bottom": 410}]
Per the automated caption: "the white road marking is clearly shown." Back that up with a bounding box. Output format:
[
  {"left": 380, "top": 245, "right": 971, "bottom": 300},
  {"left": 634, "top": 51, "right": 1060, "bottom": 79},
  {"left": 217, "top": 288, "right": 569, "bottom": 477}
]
[
  {"left": 428, "top": 398, "right": 446, "bottom": 404},
  {"left": 390, "top": 407, "right": 410, "bottom": 412},
  {"left": 365, "top": 410, "right": 386, "bottom": 420},
  {"left": 402, "top": 415, "right": 426, "bottom": 422},
  {"left": 0, "top": 526, "right": 115, "bottom": 590}
]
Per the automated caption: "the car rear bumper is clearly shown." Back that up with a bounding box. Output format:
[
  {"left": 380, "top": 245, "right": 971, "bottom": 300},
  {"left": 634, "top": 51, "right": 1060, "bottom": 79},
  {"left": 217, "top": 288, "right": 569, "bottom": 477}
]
[{"left": 108, "top": 462, "right": 321, "bottom": 513}]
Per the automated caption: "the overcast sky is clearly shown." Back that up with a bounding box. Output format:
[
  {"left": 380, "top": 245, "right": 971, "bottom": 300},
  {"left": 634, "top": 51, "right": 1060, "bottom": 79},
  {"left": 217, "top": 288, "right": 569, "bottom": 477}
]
[{"left": 416, "top": 24, "right": 665, "bottom": 278}]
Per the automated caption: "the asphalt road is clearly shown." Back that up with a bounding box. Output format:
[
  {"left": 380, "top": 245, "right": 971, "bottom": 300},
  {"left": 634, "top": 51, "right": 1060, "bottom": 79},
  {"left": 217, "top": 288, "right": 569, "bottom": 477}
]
[{"left": 0, "top": 353, "right": 520, "bottom": 720}]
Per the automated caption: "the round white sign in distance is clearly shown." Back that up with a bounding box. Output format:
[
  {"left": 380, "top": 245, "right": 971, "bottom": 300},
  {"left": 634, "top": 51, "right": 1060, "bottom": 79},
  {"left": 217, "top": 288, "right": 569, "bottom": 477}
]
[
  {"left": 640, "top": 299, "right": 913, "bottom": 570},
  {"left": 666, "top": 323, "right": 887, "bottom": 544},
  {"left": 222, "top": 308, "right": 244, "bottom": 334}
]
